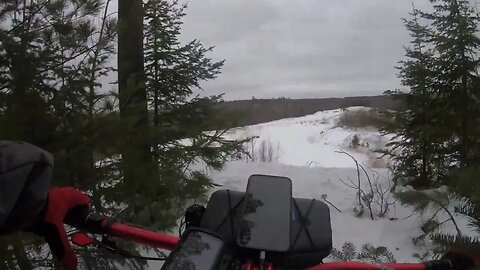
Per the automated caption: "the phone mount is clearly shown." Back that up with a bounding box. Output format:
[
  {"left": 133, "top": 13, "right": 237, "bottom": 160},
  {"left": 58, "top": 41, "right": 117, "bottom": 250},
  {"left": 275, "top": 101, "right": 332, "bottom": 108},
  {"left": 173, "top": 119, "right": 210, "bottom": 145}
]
[{"left": 198, "top": 174, "right": 332, "bottom": 269}]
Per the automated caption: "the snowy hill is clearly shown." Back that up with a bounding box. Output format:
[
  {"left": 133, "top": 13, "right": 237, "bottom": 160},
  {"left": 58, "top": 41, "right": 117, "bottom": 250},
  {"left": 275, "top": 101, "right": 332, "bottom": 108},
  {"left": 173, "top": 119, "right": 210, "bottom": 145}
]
[
  {"left": 226, "top": 107, "right": 391, "bottom": 168},
  {"left": 200, "top": 107, "right": 466, "bottom": 263}
]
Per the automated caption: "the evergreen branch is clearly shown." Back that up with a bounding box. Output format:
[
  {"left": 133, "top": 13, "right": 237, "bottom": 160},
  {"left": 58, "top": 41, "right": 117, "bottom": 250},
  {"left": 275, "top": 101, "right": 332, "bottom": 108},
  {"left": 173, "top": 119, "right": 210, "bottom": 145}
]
[
  {"left": 428, "top": 194, "right": 463, "bottom": 237},
  {"left": 6, "top": 0, "right": 50, "bottom": 35},
  {"left": 87, "top": 0, "right": 114, "bottom": 116},
  {"left": 36, "top": 42, "right": 99, "bottom": 74},
  {"left": 431, "top": 234, "right": 480, "bottom": 253}
]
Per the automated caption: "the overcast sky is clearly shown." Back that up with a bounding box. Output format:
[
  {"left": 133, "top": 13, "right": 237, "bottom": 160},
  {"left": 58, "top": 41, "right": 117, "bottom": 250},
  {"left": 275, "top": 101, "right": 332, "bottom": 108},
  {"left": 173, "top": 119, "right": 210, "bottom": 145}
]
[
  {"left": 171, "top": 0, "right": 437, "bottom": 100},
  {"left": 104, "top": 0, "right": 436, "bottom": 100}
]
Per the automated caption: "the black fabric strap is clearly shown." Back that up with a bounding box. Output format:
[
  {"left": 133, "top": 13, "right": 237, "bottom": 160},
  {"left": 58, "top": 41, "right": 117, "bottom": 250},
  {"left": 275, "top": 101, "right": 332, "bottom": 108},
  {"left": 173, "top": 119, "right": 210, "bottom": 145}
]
[
  {"left": 214, "top": 190, "right": 244, "bottom": 236},
  {"left": 290, "top": 199, "right": 316, "bottom": 250}
]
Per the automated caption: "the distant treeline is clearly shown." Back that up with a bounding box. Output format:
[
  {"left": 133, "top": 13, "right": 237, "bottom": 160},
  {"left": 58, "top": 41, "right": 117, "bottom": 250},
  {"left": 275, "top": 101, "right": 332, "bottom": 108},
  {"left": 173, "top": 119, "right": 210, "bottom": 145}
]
[{"left": 219, "top": 95, "right": 398, "bottom": 127}]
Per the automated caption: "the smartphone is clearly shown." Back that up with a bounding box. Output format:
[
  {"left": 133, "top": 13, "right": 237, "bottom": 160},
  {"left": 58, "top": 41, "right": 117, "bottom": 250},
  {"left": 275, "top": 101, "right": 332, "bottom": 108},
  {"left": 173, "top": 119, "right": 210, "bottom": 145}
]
[
  {"left": 162, "top": 229, "right": 225, "bottom": 270},
  {"left": 237, "top": 174, "right": 292, "bottom": 252}
]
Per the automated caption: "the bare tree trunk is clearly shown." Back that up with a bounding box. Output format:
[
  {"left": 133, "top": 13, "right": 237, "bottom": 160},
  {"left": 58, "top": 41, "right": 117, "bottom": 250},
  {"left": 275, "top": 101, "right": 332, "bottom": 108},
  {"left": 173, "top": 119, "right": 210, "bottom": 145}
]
[
  {"left": 118, "top": 0, "right": 155, "bottom": 186},
  {"left": 153, "top": 6, "right": 160, "bottom": 128},
  {"left": 459, "top": 73, "right": 469, "bottom": 167},
  {"left": 118, "top": 0, "right": 147, "bottom": 120},
  {"left": 452, "top": 0, "right": 469, "bottom": 167}
]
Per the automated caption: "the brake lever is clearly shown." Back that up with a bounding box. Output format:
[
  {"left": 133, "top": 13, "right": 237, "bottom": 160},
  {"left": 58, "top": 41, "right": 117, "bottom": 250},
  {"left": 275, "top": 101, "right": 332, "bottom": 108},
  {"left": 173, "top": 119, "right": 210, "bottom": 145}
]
[
  {"left": 71, "top": 231, "right": 95, "bottom": 247},
  {"left": 70, "top": 231, "right": 118, "bottom": 253}
]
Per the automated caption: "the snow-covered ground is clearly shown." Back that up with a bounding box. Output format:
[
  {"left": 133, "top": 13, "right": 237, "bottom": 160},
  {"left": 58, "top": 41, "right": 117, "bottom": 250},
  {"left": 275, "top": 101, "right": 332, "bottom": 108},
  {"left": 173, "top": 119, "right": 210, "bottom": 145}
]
[
  {"left": 226, "top": 107, "right": 392, "bottom": 168},
  {"left": 147, "top": 107, "right": 472, "bottom": 269},
  {"left": 198, "top": 107, "right": 467, "bottom": 263},
  {"left": 207, "top": 162, "right": 423, "bottom": 262}
]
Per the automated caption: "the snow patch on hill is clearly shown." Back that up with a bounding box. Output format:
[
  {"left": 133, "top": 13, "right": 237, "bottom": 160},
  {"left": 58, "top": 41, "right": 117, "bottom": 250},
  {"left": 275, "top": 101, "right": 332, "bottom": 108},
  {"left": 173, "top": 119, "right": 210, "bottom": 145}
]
[{"left": 227, "top": 107, "right": 392, "bottom": 169}]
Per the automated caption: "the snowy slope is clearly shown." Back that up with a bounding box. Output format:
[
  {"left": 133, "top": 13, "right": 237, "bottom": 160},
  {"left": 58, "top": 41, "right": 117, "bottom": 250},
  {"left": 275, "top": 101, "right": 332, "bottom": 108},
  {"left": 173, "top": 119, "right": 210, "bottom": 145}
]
[
  {"left": 227, "top": 107, "right": 391, "bottom": 169},
  {"left": 200, "top": 107, "right": 465, "bottom": 263}
]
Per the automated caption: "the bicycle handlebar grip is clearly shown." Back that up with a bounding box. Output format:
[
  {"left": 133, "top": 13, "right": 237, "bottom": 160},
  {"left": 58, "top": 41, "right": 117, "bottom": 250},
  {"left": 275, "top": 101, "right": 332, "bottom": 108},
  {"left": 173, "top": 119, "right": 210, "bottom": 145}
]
[
  {"left": 83, "top": 212, "right": 111, "bottom": 234},
  {"left": 64, "top": 208, "right": 111, "bottom": 234},
  {"left": 64, "top": 205, "right": 90, "bottom": 229}
]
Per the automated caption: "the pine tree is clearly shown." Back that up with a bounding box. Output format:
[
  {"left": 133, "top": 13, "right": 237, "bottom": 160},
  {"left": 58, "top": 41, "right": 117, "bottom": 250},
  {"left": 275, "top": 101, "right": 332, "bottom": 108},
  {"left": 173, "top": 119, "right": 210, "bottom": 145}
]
[
  {"left": 384, "top": 0, "right": 480, "bottom": 253},
  {"left": 420, "top": 0, "right": 480, "bottom": 167},
  {"left": 0, "top": 0, "right": 145, "bottom": 268},
  {"left": 116, "top": 0, "right": 247, "bottom": 229},
  {"left": 425, "top": 0, "right": 480, "bottom": 253},
  {"left": 1, "top": 0, "right": 245, "bottom": 266},
  {"left": 384, "top": 0, "right": 480, "bottom": 187},
  {"left": 382, "top": 5, "right": 451, "bottom": 187}
]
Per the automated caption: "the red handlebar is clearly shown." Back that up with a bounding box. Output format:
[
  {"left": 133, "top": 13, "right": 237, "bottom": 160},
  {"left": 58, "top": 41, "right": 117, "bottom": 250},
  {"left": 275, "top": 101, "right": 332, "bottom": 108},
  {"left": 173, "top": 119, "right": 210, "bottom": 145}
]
[
  {"left": 79, "top": 213, "right": 179, "bottom": 250},
  {"left": 306, "top": 262, "right": 427, "bottom": 270},
  {"left": 78, "top": 213, "right": 449, "bottom": 270},
  {"left": 109, "top": 222, "right": 179, "bottom": 250}
]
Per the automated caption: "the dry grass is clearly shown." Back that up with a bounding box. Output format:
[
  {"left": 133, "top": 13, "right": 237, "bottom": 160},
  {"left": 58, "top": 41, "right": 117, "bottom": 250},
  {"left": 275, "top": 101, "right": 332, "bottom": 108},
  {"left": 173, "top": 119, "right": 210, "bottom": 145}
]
[{"left": 336, "top": 108, "right": 394, "bottom": 129}]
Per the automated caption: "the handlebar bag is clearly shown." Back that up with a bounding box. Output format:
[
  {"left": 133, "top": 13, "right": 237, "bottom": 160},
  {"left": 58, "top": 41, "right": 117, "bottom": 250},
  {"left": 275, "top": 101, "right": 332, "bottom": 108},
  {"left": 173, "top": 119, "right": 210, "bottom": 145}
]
[{"left": 200, "top": 190, "right": 332, "bottom": 269}]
